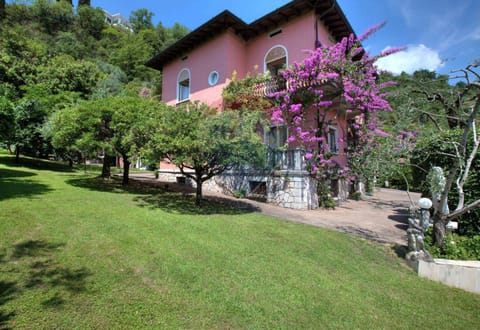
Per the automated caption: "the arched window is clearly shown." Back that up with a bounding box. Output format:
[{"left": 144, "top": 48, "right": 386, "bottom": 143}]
[
  {"left": 177, "top": 69, "right": 190, "bottom": 102},
  {"left": 264, "top": 45, "right": 287, "bottom": 77}
]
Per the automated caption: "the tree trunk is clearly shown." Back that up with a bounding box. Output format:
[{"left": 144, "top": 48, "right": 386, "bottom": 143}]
[
  {"left": 0, "top": 0, "right": 6, "bottom": 20},
  {"left": 68, "top": 158, "right": 73, "bottom": 168},
  {"left": 15, "top": 146, "right": 20, "bottom": 164},
  {"left": 432, "top": 212, "right": 448, "bottom": 247},
  {"left": 122, "top": 156, "right": 130, "bottom": 185},
  {"left": 101, "top": 155, "right": 111, "bottom": 178},
  {"left": 195, "top": 175, "right": 203, "bottom": 207}
]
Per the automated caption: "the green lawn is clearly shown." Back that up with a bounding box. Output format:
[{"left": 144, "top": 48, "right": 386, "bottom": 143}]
[{"left": 1, "top": 154, "right": 479, "bottom": 329}]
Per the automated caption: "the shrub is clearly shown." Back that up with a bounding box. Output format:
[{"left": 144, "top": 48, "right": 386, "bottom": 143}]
[
  {"left": 425, "top": 229, "right": 480, "bottom": 260},
  {"left": 232, "top": 188, "right": 247, "bottom": 199},
  {"left": 411, "top": 129, "right": 480, "bottom": 236}
]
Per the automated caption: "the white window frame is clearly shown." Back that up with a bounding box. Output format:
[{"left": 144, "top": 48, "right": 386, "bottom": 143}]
[
  {"left": 266, "top": 125, "right": 288, "bottom": 149},
  {"left": 263, "top": 45, "right": 288, "bottom": 76},
  {"left": 208, "top": 70, "right": 219, "bottom": 86},
  {"left": 177, "top": 68, "right": 190, "bottom": 103}
]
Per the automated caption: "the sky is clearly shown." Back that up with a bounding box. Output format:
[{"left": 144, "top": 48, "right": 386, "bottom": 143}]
[{"left": 16, "top": 1, "right": 480, "bottom": 76}]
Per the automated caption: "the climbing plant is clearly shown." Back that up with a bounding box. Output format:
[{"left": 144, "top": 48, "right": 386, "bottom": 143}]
[{"left": 269, "top": 23, "right": 403, "bottom": 201}]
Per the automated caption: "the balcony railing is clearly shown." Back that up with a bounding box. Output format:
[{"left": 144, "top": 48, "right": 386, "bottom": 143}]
[
  {"left": 267, "top": 148, "right": 306, "bottom": 171},
  {"left": 253, "top": 78, "right": 287, "bottom": 97},
  {"left": 253, "top": 77, "right": 338, "bottom": 98}
]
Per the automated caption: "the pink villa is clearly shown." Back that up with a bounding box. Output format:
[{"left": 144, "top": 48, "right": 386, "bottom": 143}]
[{"left": 146, "top": 0, "right": 357, "bottom": 209}]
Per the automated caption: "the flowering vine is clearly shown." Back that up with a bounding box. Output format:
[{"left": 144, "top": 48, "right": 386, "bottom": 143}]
[{"left": 269, "top": 23, "right": 405, "bottom": 199}]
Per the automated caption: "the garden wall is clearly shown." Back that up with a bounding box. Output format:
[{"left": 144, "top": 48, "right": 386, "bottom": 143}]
[
  {"left": 156, "top": 169, "right": 322, "bottom": 210},
  {"left": 267, "top": 170, "right": 318, "bottom": 209},
  {"left": 418, "top": 259, "right": 480, "bottom": 295}
]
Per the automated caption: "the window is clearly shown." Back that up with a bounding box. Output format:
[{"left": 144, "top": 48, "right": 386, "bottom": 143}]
[
  {"left": 269, "top": 29, "right": 282, "bottom": 38},
  {"left": 208, "top": 71, "right": 219, "bottom": 86},
  {"left": 264, "top": 45, "right": 287, "bottom": 77},
  {"left": 177, "top": 69, "right": 190, "bottom": 102},
  {"left": 267, "top": 125, "right": 287, "bottom": 149},
  {"left": 327, "top": 126, "right": 338, "bottom": 154}
]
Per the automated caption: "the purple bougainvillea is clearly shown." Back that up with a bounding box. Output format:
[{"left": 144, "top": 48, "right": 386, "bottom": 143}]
[{"left": 269, "top": 24, "right": 405, "bottom": 188}]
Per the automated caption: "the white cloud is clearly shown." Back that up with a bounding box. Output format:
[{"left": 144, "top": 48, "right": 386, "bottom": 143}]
[{"left": 375, "top": 44, "right": 444, "bottom": 75}]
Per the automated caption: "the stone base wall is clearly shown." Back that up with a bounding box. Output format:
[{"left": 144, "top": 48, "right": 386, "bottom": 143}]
[
  {"left": 157, "top": 170, "right": 193, "bottom": 186},
  {"left": 267, "top": 170, "right": 318, "bottom": 209},
  {"left": 156, "top": 169, "right": 347, "bottom": 210},
  {"left": 203, "top": 171, "right": 267, "bottom": 196}
]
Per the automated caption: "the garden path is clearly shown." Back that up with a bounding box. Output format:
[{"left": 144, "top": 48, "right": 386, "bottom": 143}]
[{"left": 248, "top": 188, "right": 421, "bottom": 246}]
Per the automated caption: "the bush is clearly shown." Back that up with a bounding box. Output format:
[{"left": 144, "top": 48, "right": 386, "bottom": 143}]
[
  {"left": 348, "top": 191, "right": 362, "bottom": 201},
  {"left": 425, "top": 230, "right": 480, "bottom": 260},
  {"left": 411, "top": 129, "right": 480, "bottom": 236},
  {"left": 232, "top": 188, "right": 247, "bottom": 199}
]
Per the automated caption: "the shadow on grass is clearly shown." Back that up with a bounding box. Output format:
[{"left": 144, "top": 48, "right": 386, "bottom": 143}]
[
  {"left": 0, "top": 280, "right": 18, "bottom": 329},
  {"left": 0, "top": 169, "right": 53, "bottom": 201},
  {"left": 0, "top": 155, "right": 74, "bottom": 173},
  {"left": 11, "top": 240, "right": 65, "bottom": 259},
  {"left": 66, "top": 176, "right": 260, "bottom": 215},
  {"left": 0, "top": 239, "right": 93, "bottom": 322},
  {"left": 391, "top": 244, "right": 409, "bottom": 259},
  {"left": 0, "top": 250, "right": 18, "bottom": 328},
  {"left": 134, "top": 193, "right": 260, "bottom": 215}
]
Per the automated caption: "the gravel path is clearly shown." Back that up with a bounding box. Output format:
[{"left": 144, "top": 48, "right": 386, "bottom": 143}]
[{"left": 242, "top": 188, "right": 421, "bottom": 246}]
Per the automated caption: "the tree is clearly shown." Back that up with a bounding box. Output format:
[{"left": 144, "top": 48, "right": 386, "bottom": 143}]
[
  {"left": 48, "top": 101, "right": 86, "bottom": 167},
  {"left": 129, "top": 8, "right": 154, "bottom": 33},
  {"left": 411, "top": 63, "right": 480, "bottom": 246},
  {"left": 34, "top": 0, "right": 74, "bottom": 34},
  {"left": 11, "top": 99, "right": 49, "bottom": 162},
  {"left": 0, "top": 96, "right": 14, "bottom": 146},
  {"left": 36, "top": 55, "right": 102, "bottom": 97},
  {"left": 50, "top": 96, "right": 162, "bottom": 183},
  {"left": 50, "top": 99, "right": 114, "bottom": 176},
  {"left": 149, "top": 103, "right": 264, "bottom": 206},
  {"left": 0, "top": 0, "right": 5, "bottom": 20},
  {"left": 167, "top": 22, "right": 189, "bottom": 42},
  {"left": 108, "top": 96, "right": 163, "bottom": 184},
  {"left": 109, "top": 33, "right": 155, "bottom": 81},
  {"left": 78, "top": 0, "right": 90, "bottom": 7},
  {"left": 93, "top": 62, "right": 128, "bottom": 99},
  {"left": 0, "top": 25, "right": 47, "bottom": 99},
  {"left": 76, "top": 5, "right": 105, "bottom": 40},
  {"left": 57, "top": 0, "right": 72, "bottom": 6}
]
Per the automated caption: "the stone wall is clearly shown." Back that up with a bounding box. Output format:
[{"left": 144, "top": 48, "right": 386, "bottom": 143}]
[
  {"left": 267, "top": 170, "right": 318, "bottom": 209},
  {"left": 156, "top": 169, "right": 348, "bottom": 210},
  {"left": 157, "top": 170, "right": 193, "bottom": 186}
]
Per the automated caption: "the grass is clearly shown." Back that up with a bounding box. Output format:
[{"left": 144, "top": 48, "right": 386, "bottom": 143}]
[{"left": 1, "top": 153, "right": 480, "bottom": 329}]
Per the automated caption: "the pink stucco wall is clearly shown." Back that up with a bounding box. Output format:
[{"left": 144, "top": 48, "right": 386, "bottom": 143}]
[
  {"left": 159, "top": 9, "right": 348, "bottom": 172},
  {"left": 245, "top": 12, "right": 315, "bottom": 73},
  {"left": 162, "top": 30, "right": 246, "bottom": 107},
  {"left": 161, "top": 11, "right": 335, "bottom": 107}
]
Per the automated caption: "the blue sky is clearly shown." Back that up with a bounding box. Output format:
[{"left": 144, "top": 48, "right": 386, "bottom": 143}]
[
  {"left": 13, "top": 1, "right": 480, "bottom": 76},
  {"left": 93, "top": 0, "right": 479, "bottom": 77}
]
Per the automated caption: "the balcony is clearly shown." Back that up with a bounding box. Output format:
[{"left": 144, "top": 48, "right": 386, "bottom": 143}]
[
  {"left": 253, "top": 76, "right": 339, "bottom": 99},
  {"left": 253, "top": 78, "right": 287, "bottom": 97},
  {"left": 266, "top": 148, "right": 306, "bottom": 171}
]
